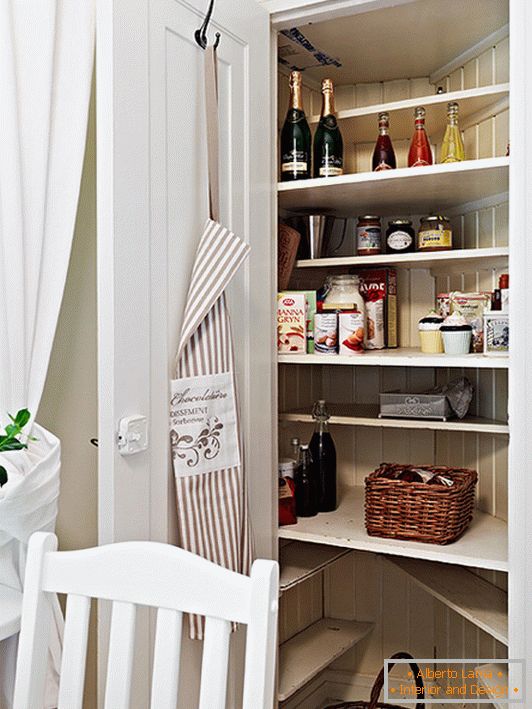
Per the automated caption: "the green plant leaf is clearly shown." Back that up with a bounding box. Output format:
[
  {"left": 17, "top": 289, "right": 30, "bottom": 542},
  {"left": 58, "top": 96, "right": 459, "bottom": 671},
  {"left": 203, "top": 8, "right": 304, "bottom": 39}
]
[
  {"left": 15, "top": 409, "right": 31, "bottom": 428},
  {"left": 0, "top": 440, "right": 26, "bottom": 451},
  {"left": 0, "top": 467, "right": 7, "bottom": 488},
  {"left": 4, "top": 424, "right": 18, "bottom": 438}
]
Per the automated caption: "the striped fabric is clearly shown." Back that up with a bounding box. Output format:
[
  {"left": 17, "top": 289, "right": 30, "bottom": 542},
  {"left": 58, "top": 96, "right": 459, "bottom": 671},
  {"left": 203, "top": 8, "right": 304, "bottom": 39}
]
[{"left": 174, "top": 218, "right": 252, "bottom": 639}]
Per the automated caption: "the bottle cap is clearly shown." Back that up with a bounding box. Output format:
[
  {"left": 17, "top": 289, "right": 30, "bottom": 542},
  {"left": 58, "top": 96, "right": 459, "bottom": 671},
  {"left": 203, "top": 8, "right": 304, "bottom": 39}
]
[
  {"left": 289, "top": 70, "right": 302, "bottom": 87},
  {"left": 414, "top": 106, "right": 426, "bottom": 119},
  {"left": 447, "top": 101, "right": 459, "bottom": 114},
  {"left": 290, "top": 437, "right": 300, "bottom": 447},
  {"left": 322, "top": 78, "right": 334, "bottom": 92},
  {"left": 300, "top": 444, "right": 309, "bottom": 450}
]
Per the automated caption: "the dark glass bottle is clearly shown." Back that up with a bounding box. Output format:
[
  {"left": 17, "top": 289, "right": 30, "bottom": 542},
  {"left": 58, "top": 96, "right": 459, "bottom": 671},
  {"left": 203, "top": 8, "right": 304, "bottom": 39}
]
[
  {"left": 372, "top": 112, "right": 396, "bottom": 171},
  {"left": 309, "top": 400, "right": 337, "bottom": 512},
  {"left": 408, "top": 106, "right": 433, "bottom": 167},
  {"left": 295, "top": 445, "right": 319, "bottom": 517},
  {"left": 313, "top": 79, "right": 344, "bottom": 178},
  {"left": 280, "top": 71, "right": 311, "bottom": 182}
]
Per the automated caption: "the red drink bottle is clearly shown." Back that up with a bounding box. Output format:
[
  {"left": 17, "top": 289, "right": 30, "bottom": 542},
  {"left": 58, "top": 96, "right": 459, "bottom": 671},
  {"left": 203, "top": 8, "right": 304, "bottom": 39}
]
[
  {"left": 408, "top": 106, "right": 433, "bottom": 167},
  {"left": 372, "top": 112, "right": 396, "bottom": 171}
]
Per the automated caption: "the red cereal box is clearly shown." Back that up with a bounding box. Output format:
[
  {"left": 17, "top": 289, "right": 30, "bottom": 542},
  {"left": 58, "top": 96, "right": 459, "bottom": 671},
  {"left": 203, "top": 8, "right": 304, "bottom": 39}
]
[{"left": 356, "top": 268, "right": 398, "bottom": 349}]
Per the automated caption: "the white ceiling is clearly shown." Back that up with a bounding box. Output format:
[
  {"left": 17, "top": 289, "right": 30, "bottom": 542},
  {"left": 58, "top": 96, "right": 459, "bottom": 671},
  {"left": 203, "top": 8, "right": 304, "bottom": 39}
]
[{"left": 279, "top": 0, "right": 508, "bottom": 85}]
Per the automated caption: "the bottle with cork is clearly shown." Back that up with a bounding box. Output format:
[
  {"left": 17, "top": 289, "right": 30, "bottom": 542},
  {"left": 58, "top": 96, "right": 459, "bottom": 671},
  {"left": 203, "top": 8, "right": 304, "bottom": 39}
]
[
  {"left": 280, "top": 71, "right": 311, "bottom": 181},
  {"left": 313, "top": 79, "right": 344, "bottom": 178}
]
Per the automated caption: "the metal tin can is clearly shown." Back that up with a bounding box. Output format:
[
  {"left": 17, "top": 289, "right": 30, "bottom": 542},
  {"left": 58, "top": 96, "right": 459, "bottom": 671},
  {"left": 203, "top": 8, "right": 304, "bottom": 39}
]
[
  {"left": 315, "top": 312, "right": 338, "bottom": 354},
  {"left": 339, "top": 311, "right": 365, "bottom": 355},
  {"left": 437, "top": 293, "right": 450, "bottom": 318}
]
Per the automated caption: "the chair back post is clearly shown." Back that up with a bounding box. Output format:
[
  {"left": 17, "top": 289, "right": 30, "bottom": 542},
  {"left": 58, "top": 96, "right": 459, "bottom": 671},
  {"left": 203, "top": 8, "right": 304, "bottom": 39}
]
[
  {"left": 242, "top": 559, "right": 279, "bottom": 709},
  {"left": 13, "top": 532, "right": 58, "bottom": 709}
]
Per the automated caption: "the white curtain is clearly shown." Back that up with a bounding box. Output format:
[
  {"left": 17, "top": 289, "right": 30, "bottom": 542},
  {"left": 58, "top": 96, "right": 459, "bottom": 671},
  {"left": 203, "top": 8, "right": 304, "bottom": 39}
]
[{"left": 0, "top": 2, "right": 95, "bottom": 707}]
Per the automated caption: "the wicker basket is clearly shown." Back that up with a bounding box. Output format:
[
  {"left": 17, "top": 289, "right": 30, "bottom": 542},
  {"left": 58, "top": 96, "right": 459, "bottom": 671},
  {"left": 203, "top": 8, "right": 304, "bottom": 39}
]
[
  {"left": 325, "top": 651, "right": 425, "bottom": 708},
  {"left": 365, "top": 463, "right": 477, "bottom": 545}
]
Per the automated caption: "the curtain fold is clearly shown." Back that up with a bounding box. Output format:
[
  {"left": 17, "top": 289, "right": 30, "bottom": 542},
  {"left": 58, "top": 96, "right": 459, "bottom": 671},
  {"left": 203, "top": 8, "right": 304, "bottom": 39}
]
[{"left": 0, "top": 2, "right": 95, "bottom": 707}]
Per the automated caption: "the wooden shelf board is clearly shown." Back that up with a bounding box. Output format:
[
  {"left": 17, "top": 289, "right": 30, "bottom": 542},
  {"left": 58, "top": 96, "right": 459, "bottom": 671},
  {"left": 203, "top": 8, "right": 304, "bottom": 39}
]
[
  {"left": 279, "top": 541, "right": 351, "bottom": 592},
  {"left": 278, "top": 487, "right": 508, "bottom": 572},
  {"left": 278, "top": 617, "right": 374, "bottom": 702},
  {"left": 309, "top": 84, "right": 510, "bottom": 143},
  {"left": 0, "top": 585, "right": 22, "bottom": 641},
  {"left": 387, "top": 557, "right": 507, "bottom": 644},
  {"left": 280, "top": 404, "right": 509, "bottom": 435},
  {"left": 278, "top": 348, "right": 509, "bottom": 370},
  {"left": 278, "top": 157, "right": 509, "bottom": 217},
  {"left": 295, "top": 246, "right": 509, "bottom": 271}
]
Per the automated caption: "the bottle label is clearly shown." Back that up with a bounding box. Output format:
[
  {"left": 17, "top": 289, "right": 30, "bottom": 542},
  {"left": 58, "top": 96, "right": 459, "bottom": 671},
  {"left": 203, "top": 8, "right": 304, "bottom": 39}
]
[
  {"left": 282, "top": 149, "right": 308, "bottom": 174},
  {"left": 387, "top": 230, "right": 413, "bottom": 251},
  {"left": 319, "top": 165, "right": 343, "bottom": 177},
  {"left": 418, "top": 228, "right": 452, "bottom": 249},
  {"left": 319, "top": 155, "right": 343, "bottom": 177},
  {"left": 357, "top": 226, "right": 382, "bottom": 252},
  {"left": 411, "top": 158, "right": 431, "bottom": 167},
  {"left": 279, "top": 478, "right": 294, "bottom": 500},
  {"left": 287, "top": 109, "right": 306, "bottom": 124},
  {"left": 374, "top": 161, "right": 393, "bottom": 171}
]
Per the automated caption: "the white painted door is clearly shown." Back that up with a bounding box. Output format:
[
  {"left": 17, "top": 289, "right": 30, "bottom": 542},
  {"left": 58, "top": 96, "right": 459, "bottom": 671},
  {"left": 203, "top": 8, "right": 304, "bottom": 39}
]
[{"left": 96, "top": 0, "right": 273, "bottom": 705}]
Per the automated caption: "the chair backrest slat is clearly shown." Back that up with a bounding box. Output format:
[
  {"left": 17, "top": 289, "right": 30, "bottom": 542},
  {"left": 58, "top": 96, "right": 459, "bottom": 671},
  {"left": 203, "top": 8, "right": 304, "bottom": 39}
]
[
  {"left": 103, "top": 601, "right": 137, "bottom": 709},
  {"left": 198, "top": 616, "right": 232, "bottom": 709},
  {"left": 57, "top": 594, "right": 91, "bottom": 709},
  {"left": 13, "top": 533, "right": 279, "bottom": 709},
  {"left": 150, "top": 608, "right": 183, "bottom": 709}
]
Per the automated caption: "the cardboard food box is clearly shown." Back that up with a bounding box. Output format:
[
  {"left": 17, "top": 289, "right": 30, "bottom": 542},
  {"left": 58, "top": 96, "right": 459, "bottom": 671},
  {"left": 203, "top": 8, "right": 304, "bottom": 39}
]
[
  {"left": 277, "top": 293, "right": 307, "bottom": 354},
  {"left": 356, "top": 268, "right": 398, "bottom": 349}
]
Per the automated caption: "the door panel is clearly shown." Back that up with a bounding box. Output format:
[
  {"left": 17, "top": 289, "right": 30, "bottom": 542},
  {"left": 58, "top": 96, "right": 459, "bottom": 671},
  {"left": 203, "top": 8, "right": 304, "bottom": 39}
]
[{"left": 97, "top": 0, "right": 272, "bottom": 705}]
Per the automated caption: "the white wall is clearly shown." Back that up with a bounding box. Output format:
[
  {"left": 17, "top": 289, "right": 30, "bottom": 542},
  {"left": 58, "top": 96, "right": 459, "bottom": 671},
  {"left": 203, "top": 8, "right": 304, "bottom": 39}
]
[{"left": 37, "top": 78, "right": 97, "bottom": 709}]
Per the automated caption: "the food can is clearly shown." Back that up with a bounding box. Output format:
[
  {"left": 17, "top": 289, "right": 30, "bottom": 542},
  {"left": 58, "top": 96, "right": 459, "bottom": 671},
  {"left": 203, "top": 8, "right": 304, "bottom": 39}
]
[
  {"left": 484, "top": 313, "right": 509, "bottom": 356},
  {"left": 315, "top": 312, "right": 338, "bottom": 354},
  {"left": 339, "top": 311, "right": 365, "bottom": 355},
  {"left": 437, "top": 293, "right": 450, "bottom": 318}
]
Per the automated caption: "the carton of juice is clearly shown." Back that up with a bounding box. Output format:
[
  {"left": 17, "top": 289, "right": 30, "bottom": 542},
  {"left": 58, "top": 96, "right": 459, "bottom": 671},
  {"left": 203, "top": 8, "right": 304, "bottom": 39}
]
[{"left": 277, "top": 293, "right": 307, "bottom": 354}]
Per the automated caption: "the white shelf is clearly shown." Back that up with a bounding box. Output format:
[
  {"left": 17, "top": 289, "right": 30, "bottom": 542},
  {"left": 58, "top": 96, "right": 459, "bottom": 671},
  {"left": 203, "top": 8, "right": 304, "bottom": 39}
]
[
  {"left": 309, "top": 84, "right": 510, "bottom": 143},
  {"left": 279, "top": 541, "right": 350, "bottom": 592},
  {"left": 278, "top": 157, "right": 509, "bottom": 216},
  {"left": 296, "top": 246, "right": 509, "bottom": 272},
  {"left": 278, "top": 617, "right": 374, "bottom": 702},
  {"left": 278, "top": 348, "right": 509, "bottom": 370},
  {"left": 388, "top": 557, "right": 508, "bottom": 644},
  {"left": 279, "top": 486, "right": 508, "bottom": 572},
  {"left": 280, "top": 404, "right": 509, "bottom": 435},
  {"left": 0, "top": 585, "right": 22, "bottom": 642}
]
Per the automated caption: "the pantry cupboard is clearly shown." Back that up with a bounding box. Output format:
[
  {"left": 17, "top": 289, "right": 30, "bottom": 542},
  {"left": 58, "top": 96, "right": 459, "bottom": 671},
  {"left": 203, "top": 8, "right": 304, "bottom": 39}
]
[{"left": 95, "top": 0, "right": 532, "bottom": 707}]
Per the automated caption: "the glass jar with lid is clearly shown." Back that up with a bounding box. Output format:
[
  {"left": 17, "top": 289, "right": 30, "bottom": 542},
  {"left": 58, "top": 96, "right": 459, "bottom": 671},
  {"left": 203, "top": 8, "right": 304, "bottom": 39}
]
[
  {"left": 386, "top": 219, "right": 415, "bottom": 254},
  {"left": 356, "top": 215, "right": 382, "bottom": 255},
  {"left": 323, "top": 274, "right": 365, "bottom": 314},
  {"left": 418, "top": 215, "right": 453, "bottom": 252}
]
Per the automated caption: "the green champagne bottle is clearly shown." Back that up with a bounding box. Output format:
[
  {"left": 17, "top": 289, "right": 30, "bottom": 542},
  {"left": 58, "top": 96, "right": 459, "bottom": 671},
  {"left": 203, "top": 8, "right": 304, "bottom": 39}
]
[
  {"left": 280, "top": 71, "right": 311, "bottom": 182},
  {"left": 313, "top": 78, "right": 343, "bottom": 178}
]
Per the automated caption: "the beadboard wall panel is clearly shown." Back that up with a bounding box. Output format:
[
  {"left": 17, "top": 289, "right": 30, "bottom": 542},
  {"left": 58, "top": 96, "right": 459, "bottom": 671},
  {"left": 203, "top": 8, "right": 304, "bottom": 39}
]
[{"left": 277, "top": 27, "right": 509, "bottom": 709}]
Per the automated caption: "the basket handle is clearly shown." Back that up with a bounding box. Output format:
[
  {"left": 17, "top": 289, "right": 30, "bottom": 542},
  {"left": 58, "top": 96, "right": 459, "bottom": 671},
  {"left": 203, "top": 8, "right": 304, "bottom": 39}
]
[{"left": 368, "top": 651, "right": 425, "bottom": 709}]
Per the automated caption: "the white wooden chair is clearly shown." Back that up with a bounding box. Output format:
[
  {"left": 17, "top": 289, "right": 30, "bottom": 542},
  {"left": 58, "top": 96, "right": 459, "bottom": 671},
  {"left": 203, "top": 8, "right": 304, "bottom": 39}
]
[{"left": 13, "top": 532, "right": 279, "bottom": 709}]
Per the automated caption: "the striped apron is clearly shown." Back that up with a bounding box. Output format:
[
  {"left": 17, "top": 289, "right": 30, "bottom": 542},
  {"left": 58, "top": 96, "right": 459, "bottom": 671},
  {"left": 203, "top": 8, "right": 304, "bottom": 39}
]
[{"left": 170, "top": 47, "right": 253, "bottom": 639}]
